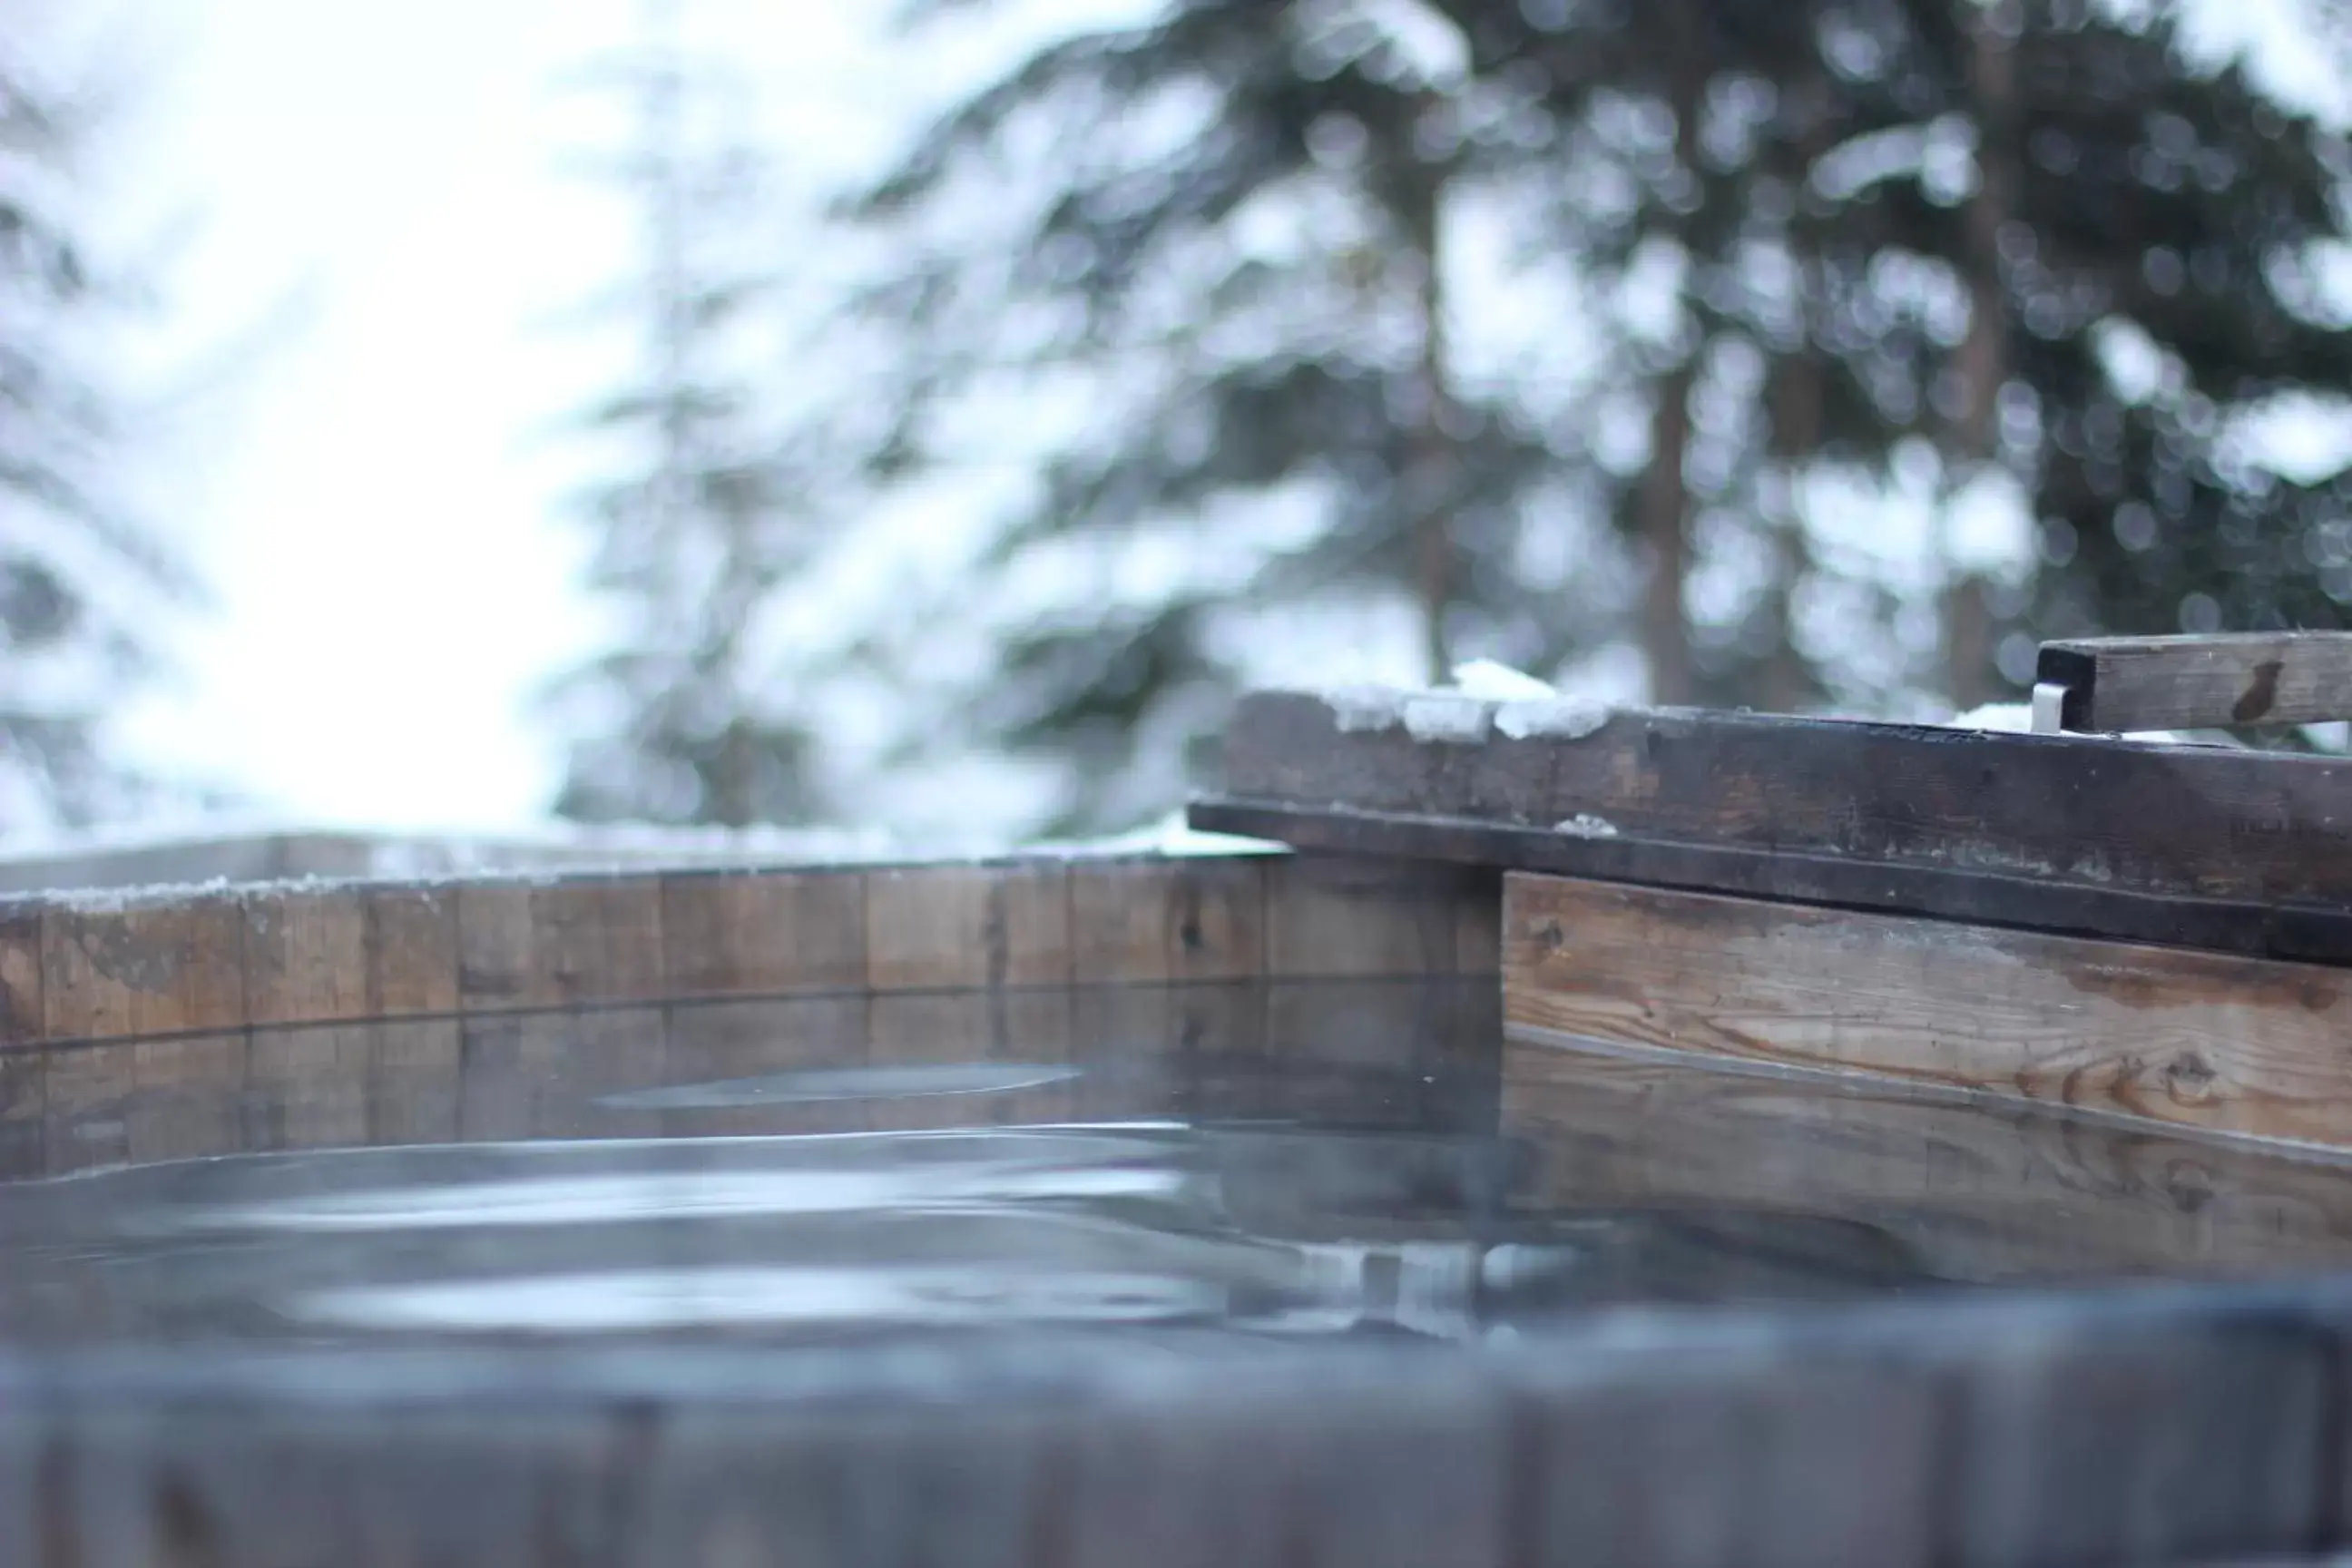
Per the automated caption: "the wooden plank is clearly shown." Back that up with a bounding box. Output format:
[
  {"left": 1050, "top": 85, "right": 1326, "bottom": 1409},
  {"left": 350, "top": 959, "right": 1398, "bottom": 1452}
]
[
  {"left": 1504, "top": 871, "right": 2352, "bottom": 1152},
  {"left": 2039, "top": 632, "right": 2352, "bottom": 731},
  {"left": 1263, "top": 856, "right": 1485, "bottom": 978},
  {"left": 660, "top": 868, "right": 867, "bottom": 999},
  {"left": 456, "top": 876, "right": 666, "bottom": 1013},
  {"left": 1501, "top": 1039, "right": 2352, "bottom": 1281},
  {"left": 40, "top": 896, "right": 248, "bottom": 1044},
  {"left": 243, "top": 887, "right": 368, "bottom": 1028},
  {"left": 1067, "top": 859, "right": 1264, "bottom": 985},
  {"left": 1198, "top": 690, "right": 2352, "bottom": 965},
  {"left": 1455, "top": 880, "right": 1503, "bottom": 975},
  {"left": 0, "top": 906, "right": 38, "bottom": 1049},
  {"left": 1194, "top": 798, "right": 2352, "bottom": 966},
  {"left": 864, "top": 864, "right": 1070, "bottom": 991},
  {"left": 364, "top": 886, "right": 459, "bottom": 1017}
]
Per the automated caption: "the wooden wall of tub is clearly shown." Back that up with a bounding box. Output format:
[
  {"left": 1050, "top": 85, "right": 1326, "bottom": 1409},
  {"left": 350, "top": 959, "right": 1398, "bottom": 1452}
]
[{"left": 0, "top": 852, "right": 1502, "bottom": 1179}]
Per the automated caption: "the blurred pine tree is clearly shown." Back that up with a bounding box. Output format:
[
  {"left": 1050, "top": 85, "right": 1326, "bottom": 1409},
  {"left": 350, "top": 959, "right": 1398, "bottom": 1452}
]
[
  {"left": 0, "top": 31, "right": 193, "bottom": 834},
  {"left": 546, "top": 0, "right": 843, "bottom": 828},
  {"left": 815, "top": 0, "right": 2352, "bottom": 828}
]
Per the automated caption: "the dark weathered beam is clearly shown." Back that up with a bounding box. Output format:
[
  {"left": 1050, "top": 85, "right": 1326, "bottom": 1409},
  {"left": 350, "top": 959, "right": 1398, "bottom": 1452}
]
[
  {"left": 2037, "top": 632, "right": 2352, "bottom": 732},
  {"left": 1189, "top": 799, "right": 2352, "bottom": 964},
  {"left": 1191, "top": 690, "right": 2352, "bottom": 964}
]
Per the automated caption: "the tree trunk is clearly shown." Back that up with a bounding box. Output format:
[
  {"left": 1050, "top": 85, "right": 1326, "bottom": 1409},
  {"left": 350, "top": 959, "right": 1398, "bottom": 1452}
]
[
  {"left": 1760, "top": 352, "right": 1823, "bottom": 714},
  {"left": 1759, "top": 78, "right": 1832, "bottom": 716},
  {"left": 709, "top": 719, "right": 757, "bottom": 828},
  {"left": 1944, "top": 0, "right": 2017, "bottom": 710},
  {"left": 1640, "top": 360, "right": 1698, "bottom": 705},
  {"left": 1401, "top": 148, "right": 1455, "bottom": 686},
  {"left": 1639, "top": 3, "right": 1707, "bottom": 708}
]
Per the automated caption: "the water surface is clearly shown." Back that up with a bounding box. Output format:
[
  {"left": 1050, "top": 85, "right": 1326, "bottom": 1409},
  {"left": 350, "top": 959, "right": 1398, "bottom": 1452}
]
[{"left": 5, "top": 980, "right": 2349, "bottom": 1348}]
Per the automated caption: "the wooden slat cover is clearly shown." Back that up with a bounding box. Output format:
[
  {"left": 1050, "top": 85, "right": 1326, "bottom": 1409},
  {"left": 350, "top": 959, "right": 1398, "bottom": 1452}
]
[
  {"left": 1504, "top": 871, "right": 2352, "bottom": 1152},
  {"left": 0, "top": 855, "right": 1494, "bottom": 1048},
  {"left": 1196, "top": 689, "right": 2352, "bottom": 964},
  {"left": 2039, "top": 632, "right": 2352, "bottom": 731}
]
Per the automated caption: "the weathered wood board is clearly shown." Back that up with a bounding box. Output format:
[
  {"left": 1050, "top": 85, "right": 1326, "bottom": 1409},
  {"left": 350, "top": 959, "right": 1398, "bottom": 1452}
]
[
  {"left": 1193, "top": 689, "right": 2352, "bottom": 964},
  {"left": 1504, "top": 871, "right": 2352, "bottom": 1152},
  {"left": 0, "top": 1287, "right": 2344, "bottom": 1568},
  {"left": 0, "top": 855, "right": 1497, "bottom": 1050},
  {"left": 2038, "top": 632, "right": 2352, "bottom": 732}
]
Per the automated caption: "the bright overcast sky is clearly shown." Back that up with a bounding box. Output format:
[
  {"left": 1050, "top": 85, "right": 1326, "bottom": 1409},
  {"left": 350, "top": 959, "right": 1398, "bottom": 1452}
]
[
  {"left": 98, "top": 0, "right": 928, "bottom": 833},
  {"left": 84, "top": 0, "right": 2349, "bottom": 836},
  {"left": 93, "top": 0, "right": 1147, "bottom": 836}
]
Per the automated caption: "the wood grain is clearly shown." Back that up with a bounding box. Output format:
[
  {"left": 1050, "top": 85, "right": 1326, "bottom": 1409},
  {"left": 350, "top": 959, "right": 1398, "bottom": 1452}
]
[
  {"left": 865, "top": 865, "right": 1071, "bottom": 991},
  {"left": 2039, "top": 632, "right": 2352, "bottom": 731},
  {"left": 0, "top": 855, "right": 1486, "bottom": 1048},
  {"left": 40, "top": 897, "right": 248, "bottom": 1044},
  {"left": 243, "top": 887, "right": 368, "bottom": 1027},
  {"left": 364, "top": 887, "right": 459, "bottom": 1016},
  {"left": 456, "top": 877, "right": 666, "bottom": 1012},
  {"left": 1455, "top": 880, "right": 1503, "bottom": 975},
  {"left": 0, "top": 906, "right": 38, "bottom": 1049},
  {"left": 1068, "top": 858, "right": 1265, "bottom": 984},
  {"left": 1264, "top": 856, "right": 1485, "bottom": 978},
  {"left": 1504, "top": 872, "right": 2352, "bottom": 1151},
  {"left": 1205, "top": 689, "right": 2352, "bottom": 963},
  {"left": 660, "top": 868, "right": 867, "bottom": 998}
]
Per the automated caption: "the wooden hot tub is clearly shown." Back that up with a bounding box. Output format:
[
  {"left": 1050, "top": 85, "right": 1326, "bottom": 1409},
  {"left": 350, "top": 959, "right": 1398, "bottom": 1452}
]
[{"left": 15, "top": 634, "right": 2352, "bottom": 1568}]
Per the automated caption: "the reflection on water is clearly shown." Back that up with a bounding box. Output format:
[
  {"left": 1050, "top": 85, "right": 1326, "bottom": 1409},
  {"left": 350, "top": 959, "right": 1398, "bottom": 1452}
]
[
  {"left": 0, "top": 1118, "right": 1945, "bottom": 1346},
  {"left": 7, "top": 979, "right": 2352, "bottom": 1348},
  {"left": 594, "top": 1063, "right": 1085, "bottom": 1110},
  {"left": 300, "top": 1264, "right": 1233, "bottom": 1334}
]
